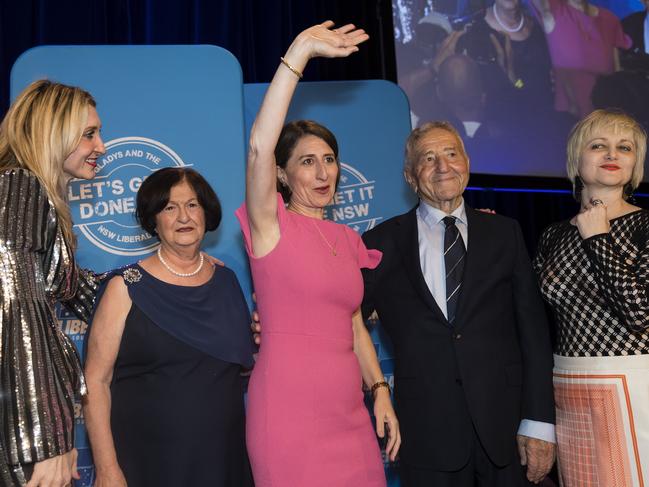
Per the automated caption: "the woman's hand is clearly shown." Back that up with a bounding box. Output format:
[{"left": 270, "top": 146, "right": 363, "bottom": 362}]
[
  {"left": 26, "top": 449, "right": 80, "bottom": 487},
  {"left": 203, "top": 252, "right": 224, "bottom": 267},
  {"left": 574, "top": 198, "right": 610, "bottom": 239},
  {"left": 373, "top": 388, "right": 401, "bottom": 461},
  {"left": 286, "top": 21, "right": 369, "bottom": 66}
]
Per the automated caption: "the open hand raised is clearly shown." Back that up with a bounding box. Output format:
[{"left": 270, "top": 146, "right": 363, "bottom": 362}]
[{"left": 287, "top": 21, "right": 369, "bottom": 65}]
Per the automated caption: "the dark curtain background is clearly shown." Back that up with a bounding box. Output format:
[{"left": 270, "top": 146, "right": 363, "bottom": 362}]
[
  {"left": 0, "top": 0, "right": 646, "bottom": 254},
  {"left": 0, "top": 0, "right": 396, "bottom": 116}
]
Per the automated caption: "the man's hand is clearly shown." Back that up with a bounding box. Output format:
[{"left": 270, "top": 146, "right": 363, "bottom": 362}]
[{"left": 517, "top": 435, "right": 556, "bottom": 484}]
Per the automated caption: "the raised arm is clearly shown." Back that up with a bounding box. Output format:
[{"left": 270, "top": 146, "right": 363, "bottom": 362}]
[
  {"left": 530, "top": 0, "right": 555, "bottom": 33},
  {"left": 246, "top": 21, "right": 368, "bottom": 257}
]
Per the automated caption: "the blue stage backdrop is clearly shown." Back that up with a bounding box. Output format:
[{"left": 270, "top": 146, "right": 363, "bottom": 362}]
[{"left": 12, "top": 48, "right": 413, "bottom": 486}]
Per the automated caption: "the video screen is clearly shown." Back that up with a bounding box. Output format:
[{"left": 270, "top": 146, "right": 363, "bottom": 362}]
[{"left": 392, "top": 0, "right": 649, "bottom": 179}]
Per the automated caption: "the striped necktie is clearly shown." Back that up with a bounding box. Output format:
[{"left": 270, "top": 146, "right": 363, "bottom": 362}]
[{"left": 443, "top": 216, "right": 466, "bottom": 324}]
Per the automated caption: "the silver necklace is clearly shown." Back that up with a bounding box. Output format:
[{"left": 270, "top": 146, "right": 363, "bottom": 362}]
[
  {"left": 492, "top": 4, "right": 524, "bottom": 33},
  {"left": 157, "top": 247, "right": 204, "bottom": 277}
]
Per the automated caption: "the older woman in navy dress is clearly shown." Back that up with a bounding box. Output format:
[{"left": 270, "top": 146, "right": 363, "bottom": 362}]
[{"left": 84, "top": 167, "right": 254, "bottom": 487}]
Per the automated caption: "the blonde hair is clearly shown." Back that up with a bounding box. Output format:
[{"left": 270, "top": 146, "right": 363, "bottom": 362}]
[
  {"left": 0, "top": 80, "right": 97, "bottom": 247},
  {"left": 567, "top": 109, "right": 647, "bottom": 198},
  {"left": 404, "top": 121, "right": 468, "bottom": 177}
]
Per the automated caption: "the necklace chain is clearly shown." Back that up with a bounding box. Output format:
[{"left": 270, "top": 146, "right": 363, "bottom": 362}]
[
  {"left": 311, "top": 220, "right": 338, "bottom": 256},
  {"left": 287, "top": 204, "right": 338, "bottom": 256},
  {"left": 492, "top": 4, "right": 524, "bottom": 33},
  {"left": 157, "top": 247, "right": 204, "bottom": 277}
]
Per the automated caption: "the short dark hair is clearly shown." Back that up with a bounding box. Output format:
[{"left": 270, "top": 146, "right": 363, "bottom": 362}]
[
  {"left": 135, "top": 167, "right": 222, "bottom": 237},
  {"left": 275, "top": 120, "right": 341, "bottom": 203}
]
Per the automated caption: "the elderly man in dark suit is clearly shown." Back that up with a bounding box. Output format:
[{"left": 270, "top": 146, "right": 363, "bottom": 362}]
[{"left": 361, "top": 121, "right": 555, "bottom": 486}]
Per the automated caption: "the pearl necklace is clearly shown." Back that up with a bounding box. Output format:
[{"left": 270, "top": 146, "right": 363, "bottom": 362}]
[
  {"left": 157, "top": 247, "right": 204, "bottom": 277},
  {"left": 492, "top": 4, "right": 524, "bottom": 33}
]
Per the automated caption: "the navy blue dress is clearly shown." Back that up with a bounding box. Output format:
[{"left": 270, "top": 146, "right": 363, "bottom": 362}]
[{"left": 105, "top": 264, "right": 255, "bottom": 487}]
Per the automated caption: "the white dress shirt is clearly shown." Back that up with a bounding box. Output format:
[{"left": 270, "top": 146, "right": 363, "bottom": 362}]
[
  {"left": 416, "top": 200, "right": 467, "bottom": 320},
  {"left": 416, "top": 199, "right": 556, "bottom": 443}
]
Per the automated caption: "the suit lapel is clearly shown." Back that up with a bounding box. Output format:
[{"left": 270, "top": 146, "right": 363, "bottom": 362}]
[{"left": 396, "top": 208, "right": 448, "bottom": 323}]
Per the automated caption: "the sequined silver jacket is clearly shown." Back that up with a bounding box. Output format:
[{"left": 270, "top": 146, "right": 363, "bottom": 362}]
[{"left": 0, "top": 168, "right": 99, "bottom": 469}]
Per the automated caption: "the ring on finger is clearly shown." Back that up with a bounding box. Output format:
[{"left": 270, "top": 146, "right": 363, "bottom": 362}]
[{"left": 591, "top": 198, "right": 604, "bottom": 206}]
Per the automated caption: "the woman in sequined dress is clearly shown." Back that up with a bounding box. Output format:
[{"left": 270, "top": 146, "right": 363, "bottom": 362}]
[
  {"left": 0, "top": 80, "right": 105, "bottom": 486},
  {"left": 534, "top": 109, "right": 649, "bottom": 486}
]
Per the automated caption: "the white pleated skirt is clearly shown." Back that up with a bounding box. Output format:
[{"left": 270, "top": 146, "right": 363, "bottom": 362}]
[{"left": 553, "top": 354, "right": 649, "bottom": 487}]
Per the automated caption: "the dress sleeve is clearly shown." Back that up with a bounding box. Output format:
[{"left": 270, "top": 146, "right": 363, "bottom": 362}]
[
  {"left": 354, "top": 228, "right": 382, "bottom": 270},
  {"left": 235, "top": 193, "right": 287, "bottom": 258},
  {"left": 0, "top": 169, "right": 75, "bottom": 464},
  {"left": 582, "top": 230, "right": 649, "bottom": 332},
  {"left": 62, "top": 267, "right": 102, "bottom": 323}
]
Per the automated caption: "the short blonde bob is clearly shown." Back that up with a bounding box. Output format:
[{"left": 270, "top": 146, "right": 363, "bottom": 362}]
[{"left": 566, "top": 109, "right": 647, "bottom": 198}]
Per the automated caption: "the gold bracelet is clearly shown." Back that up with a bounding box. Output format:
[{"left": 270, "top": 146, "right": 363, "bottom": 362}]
[
  {"left": 371, "top": 380, "right": 390, "bottom": 396},
  {"left": 280, "top": 57, "right": 303, "bottom": 79}
]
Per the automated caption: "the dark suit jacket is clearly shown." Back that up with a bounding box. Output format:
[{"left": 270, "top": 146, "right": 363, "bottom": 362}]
[{"left": 361, "top": 205, "right": 554, "bottom": 471}]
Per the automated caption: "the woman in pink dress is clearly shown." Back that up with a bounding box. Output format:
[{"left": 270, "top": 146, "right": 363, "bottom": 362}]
[{"left": 236, "top": 21, "right": 400, "bottom": 486}]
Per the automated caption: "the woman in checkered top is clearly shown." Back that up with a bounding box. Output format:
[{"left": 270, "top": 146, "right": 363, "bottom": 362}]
[{"left": 534, "top": 109, "right": 649, "bottom": 486}]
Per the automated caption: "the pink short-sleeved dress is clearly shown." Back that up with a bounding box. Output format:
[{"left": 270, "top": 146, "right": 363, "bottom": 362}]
[{"left": 236, "top": 194, "right": 386, "bottom": 487}]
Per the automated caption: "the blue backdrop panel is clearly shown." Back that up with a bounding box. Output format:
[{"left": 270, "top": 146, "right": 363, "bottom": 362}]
[
  {"left": 11, "top": 45, "right": 248, "bottom": 486},
  {"left": 245, "top": 80, "right": 413, "bottom": 485},
  {"left": 11, "top": 44, "right": 248, "bottom": 283}
]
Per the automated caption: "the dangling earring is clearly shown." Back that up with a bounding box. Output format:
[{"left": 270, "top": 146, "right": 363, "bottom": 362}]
[
  {"left": 573, "top": 176, "right": 583, "bottom": 202},
  {"left": 623, "top": 182, "right": 635, "bottom": 202}
]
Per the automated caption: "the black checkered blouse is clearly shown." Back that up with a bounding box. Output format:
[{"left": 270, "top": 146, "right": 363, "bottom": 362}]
[{"left": 534, "top": 209, "right": 649, "bottom": 357}]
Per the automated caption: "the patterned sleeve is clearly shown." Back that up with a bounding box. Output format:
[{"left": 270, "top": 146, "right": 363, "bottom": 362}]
[
  {"left": 62, "top": 267, "right": 102, "bottom": 323},
  {"left": 0, "top": 169, "right": 76, "bottom": 465},
  {"left": 582, "top": 229, "right": 649, "bottom": 332}
]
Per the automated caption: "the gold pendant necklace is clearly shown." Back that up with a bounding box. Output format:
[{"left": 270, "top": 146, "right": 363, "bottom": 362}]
[
  {"left": 287, "top": 203, "right": 338, "bottom": 256},
  {"left": 311, "top": 219, "right": 338, "bottom": 256}
]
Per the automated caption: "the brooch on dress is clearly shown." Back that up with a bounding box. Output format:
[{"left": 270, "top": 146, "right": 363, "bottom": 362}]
[{"left": 122, "top": 267, "right": 142, "bottom": 283}]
